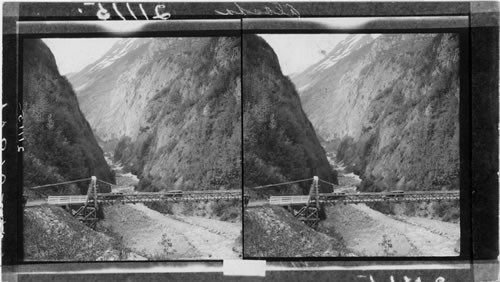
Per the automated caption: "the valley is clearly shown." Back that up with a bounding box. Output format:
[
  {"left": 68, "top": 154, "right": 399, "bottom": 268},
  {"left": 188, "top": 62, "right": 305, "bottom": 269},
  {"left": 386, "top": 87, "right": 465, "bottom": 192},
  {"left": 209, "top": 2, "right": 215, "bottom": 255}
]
[
  {"left": 319, "top": 159, "right": 459, "bottom": 257},
  {"left": 244, "top": 156, "right": 460, "bottom": 257},
  {"left": 244, "top": 33, "right": 461, "bottom": 257},
  {"left": 97, "top": 155, "right": 241, "bottom": 260},
  {"left": 23, "top": 37, "right": 242, "bottom": 261},
  {"left": 23, "top": 31, "right": 461, "bottom": 260},
  {"left": 100, "top": 203, "right": 240, "bottom": 259}
]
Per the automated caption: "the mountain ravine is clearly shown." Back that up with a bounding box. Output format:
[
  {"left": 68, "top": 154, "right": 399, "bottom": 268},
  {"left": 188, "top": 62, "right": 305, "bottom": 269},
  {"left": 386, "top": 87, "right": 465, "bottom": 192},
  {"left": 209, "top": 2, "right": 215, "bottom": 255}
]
[
  {"left": 293, "top": 34, "right": 460, "bottom": 196},
  {"left": 69, "top": 37, "right": 241, "bottom": 191},
  {"left": 23, "top": 39, "right": 115, "bottom": 194},
  {"left": 243, "top": 34, "right": 338, "bottom": 194}
]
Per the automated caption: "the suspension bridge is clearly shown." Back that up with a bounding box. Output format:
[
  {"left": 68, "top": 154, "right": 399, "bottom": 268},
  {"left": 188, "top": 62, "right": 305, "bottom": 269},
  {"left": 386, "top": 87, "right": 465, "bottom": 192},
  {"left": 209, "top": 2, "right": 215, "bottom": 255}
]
[
  {"left": 25, "top": 176, "right": 244, "bottom": 228},
  {"left": 246, "top": 176, "right": 459, "bottom": 229},
  {"left": 25, "top": 175, "right": 459, "bottom": 229}
]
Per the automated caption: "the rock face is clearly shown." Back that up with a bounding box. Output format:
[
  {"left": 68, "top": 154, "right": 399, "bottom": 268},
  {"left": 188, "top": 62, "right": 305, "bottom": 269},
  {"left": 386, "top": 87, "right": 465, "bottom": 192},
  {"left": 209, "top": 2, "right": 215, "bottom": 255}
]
[
  {"left": 69, "top": 37, "right": 241, "bottom": 191},
  {"left": 24, "top": 206, "right": 114, "bottom": 261},
  {"left": 293, "top": 34, "right": 460, "bottom": 192},
  {"left": 244, "top": 206, "right": 345, "bottom": 257},
  {"left": 243, "top": 35, "right": 337, "bottom": 194},
  {"left": 23, "top": 39, "right": 115, "bottom": 193}
]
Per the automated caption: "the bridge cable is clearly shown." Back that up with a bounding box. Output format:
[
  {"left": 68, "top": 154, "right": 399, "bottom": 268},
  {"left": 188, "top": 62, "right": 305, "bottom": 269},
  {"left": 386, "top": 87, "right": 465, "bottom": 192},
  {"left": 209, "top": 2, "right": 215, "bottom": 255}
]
[
  {"left": 27, "top": 178, "right": 92, "bottom": 190},
  {"left": 250, "top": 178, "right": 313, "bottom": 190},
  {"left": 319, "top": 179, "right": 338, "bottom": 187},
  {"left": 96, "top": 179, "right": 116, "bottom": 187}
]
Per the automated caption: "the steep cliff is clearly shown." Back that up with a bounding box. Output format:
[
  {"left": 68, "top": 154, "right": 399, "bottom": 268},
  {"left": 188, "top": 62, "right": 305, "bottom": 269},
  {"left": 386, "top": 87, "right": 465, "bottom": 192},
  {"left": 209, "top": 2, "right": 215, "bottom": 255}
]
[
  {"left": 69, "top": 37, "right": 241, "bottom": 191},
  {"left": 23, "top": 39, "right": 115, "bottom": 194},
  {"left": 293, "top": 34, "right": 460, "bottom": 193},
  {"left": 243, "top": 34, "right": 337, "bottom": 194}
]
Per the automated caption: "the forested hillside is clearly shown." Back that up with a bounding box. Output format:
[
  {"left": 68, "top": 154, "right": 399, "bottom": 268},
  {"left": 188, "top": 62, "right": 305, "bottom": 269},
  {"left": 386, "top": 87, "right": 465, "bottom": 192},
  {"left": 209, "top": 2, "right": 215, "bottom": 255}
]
[
  {"left": 23, "top": 39, "right": 115, "bottom": 195},
  {"left": 293, "top": 34, "right": 459, "bottom": 194},
  {"left": 243, "top": 34, "right": 337, "bottom": 195},
  {"left": 69, "top": 37, "right": 241, "bottom": 192}
]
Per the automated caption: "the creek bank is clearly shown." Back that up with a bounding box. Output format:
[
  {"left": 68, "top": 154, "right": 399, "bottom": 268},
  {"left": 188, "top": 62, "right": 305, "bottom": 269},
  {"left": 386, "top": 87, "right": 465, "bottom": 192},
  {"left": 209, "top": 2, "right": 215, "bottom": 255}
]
[
  {"left": 320, "top": 150, "right": 460, "bottom": 256},
  {"left": 100, "top": 203, "right": 241, "bottom": 259}
]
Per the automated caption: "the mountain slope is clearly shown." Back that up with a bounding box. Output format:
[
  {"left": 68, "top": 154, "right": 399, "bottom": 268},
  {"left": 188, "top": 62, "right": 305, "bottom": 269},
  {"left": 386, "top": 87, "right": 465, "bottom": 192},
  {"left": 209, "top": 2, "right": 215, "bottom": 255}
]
[
  {"left": 293, "top": 34, "right": 460, "bottom": 193},
  {"left": 243, "top": 34, "right": 337, "bottom": 194},
  {"left": 69, "top": 37, "right": 241, "bottom": 191},
  {"left": 23, "top": 39, "right": 115, "bottom": 194}
]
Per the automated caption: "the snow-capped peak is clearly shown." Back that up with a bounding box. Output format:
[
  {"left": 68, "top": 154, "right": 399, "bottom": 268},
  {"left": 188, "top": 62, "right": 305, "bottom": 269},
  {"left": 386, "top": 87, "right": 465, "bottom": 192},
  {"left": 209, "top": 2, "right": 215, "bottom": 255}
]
[
  {"left": 87, "top": 38, "right": 141, "bottom": 72},
  {"left": 311, "top": 34, "right": 375, "bottom": 73}
]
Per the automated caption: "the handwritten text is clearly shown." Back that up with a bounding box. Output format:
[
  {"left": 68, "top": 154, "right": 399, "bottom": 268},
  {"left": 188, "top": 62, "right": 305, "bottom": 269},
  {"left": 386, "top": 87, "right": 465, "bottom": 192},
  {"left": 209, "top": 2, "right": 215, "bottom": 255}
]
[
  {"left": 84, "top": 3, "right": 171, "bottom": 21},
  {"left": 215, "top": 3, "right": 300, "bottom": 18},
  {"left": 357, "top": 275, "right": 446, "bottom": 282}
]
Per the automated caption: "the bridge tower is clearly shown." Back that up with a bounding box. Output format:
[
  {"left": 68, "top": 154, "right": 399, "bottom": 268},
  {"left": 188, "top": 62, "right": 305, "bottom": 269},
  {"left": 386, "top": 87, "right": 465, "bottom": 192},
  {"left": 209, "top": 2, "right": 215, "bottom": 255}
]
[
  {"left": 73, "top": 176, "right": 99, "bottom": 228},
  {"left": 295, "top": 176, "right": 320, "bottom": 229}
]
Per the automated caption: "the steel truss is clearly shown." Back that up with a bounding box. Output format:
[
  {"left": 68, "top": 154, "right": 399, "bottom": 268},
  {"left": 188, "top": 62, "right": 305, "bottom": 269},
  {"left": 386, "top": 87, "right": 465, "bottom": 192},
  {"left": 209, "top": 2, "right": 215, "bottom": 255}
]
[
  {"left": 95, "top": 190, "right": 242, "bottom": 204},
  {"left": 319, "top": 191, "right": 459, "bottom": 204}
]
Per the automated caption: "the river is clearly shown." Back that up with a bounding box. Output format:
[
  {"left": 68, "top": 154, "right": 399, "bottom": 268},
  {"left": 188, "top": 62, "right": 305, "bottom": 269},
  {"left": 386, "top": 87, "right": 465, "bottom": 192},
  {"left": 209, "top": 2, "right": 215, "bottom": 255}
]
[
  {"left": 321, "top": 149, "right": 460, "bottom": 256},
  {"left": 100, "top": 152, "right": 241, "bottom": 259},
  {"left": 104, "top": 153, "right": 139, "bottom": 192}
]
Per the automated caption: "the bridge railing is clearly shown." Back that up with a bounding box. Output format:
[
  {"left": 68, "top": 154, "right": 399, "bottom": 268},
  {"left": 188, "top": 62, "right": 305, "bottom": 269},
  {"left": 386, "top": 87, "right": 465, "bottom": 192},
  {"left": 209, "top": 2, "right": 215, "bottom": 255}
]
[
  {"left": 47, "top": 195, "right": 89, "bottom": 205},
  {"left": 269, "top": 195, "right": 311, "bottom": 206},
  {"left": 95, "top": 189, "right": 242, "bottom": 204},
  {"left": 319, "top": 190, "right": 459, "bottom": 204}
]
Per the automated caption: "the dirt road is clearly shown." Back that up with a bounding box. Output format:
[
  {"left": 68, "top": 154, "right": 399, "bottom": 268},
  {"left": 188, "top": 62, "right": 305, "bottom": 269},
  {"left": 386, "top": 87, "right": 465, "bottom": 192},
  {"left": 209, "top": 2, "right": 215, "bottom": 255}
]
[
  {"left": 101, "top": 203, "right": 241, "bottom": 259},
  {"left": 322, "top": 203, "right": 459, "bottom": 256}
]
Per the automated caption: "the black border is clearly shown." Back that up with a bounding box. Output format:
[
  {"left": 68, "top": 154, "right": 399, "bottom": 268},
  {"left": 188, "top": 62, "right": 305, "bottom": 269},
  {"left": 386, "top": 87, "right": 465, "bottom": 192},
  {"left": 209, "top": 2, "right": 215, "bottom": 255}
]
[{"left": 2, "top": 1, "right": 498, "bottom": 281}]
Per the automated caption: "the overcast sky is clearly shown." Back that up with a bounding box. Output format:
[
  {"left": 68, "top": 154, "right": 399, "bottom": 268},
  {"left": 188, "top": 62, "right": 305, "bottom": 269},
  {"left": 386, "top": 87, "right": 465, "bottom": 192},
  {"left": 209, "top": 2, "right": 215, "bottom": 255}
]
[
  {"left": 43, "top": 38, "right": 120, "bottom": 75},
  {"left": 259, "top": 34, "right": 348, "bottom": 76}
]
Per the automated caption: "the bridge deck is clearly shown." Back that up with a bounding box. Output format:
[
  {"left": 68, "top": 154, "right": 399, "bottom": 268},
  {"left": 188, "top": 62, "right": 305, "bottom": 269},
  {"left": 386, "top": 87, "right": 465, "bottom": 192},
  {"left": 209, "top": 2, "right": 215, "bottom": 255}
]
[
  {"left": 97, "top": 190, "right": 242, "bottom": 204},
  {"left": 267, "top": 191, "right": 459, "bottom": 206},
  {"left": 46, "top": 190, "right": 458, "bottom": 206},
  {"left": 269, "top": 195, "right": 310, "bottom": 205},
  {"left": 47, "top": 190, "right": 242, "bottom": 205},
  {"left": 48, "top": 195, "right": 88, "bottom": 205}
]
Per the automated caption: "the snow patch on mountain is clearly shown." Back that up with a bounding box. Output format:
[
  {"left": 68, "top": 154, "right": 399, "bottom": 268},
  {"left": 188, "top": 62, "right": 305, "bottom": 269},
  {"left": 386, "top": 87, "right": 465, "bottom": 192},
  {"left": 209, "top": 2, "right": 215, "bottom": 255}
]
[
  {"left": 312, "top": 34, "right": 374, "bottom": 72},
  {"left": 89, "top": 39, "right": 140, "bottom": 72},
  {"left": 298, "top": 82, "right": 312, "bottom": 92}
]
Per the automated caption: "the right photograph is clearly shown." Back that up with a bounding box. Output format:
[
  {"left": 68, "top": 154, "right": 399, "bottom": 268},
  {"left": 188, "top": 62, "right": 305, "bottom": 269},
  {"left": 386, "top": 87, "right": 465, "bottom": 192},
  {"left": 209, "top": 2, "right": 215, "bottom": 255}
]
[{"left": 243, "top": 33, "right": 460, "bottom": 257}]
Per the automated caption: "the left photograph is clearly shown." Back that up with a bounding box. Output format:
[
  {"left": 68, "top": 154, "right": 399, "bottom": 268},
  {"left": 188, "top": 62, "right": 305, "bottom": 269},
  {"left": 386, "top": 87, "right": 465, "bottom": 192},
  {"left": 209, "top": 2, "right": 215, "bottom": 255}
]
[{"left": 22, "top": 37, "right": 242, "bottom": 261}]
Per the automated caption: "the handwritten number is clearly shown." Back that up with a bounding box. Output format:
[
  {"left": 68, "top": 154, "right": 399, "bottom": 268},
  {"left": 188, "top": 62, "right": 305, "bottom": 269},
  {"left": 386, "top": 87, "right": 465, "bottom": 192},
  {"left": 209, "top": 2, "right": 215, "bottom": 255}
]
[
  {"left": 97, "top": 3, "right": 111, "bottom": 20},
  {"left": 153, "top": 4, "right": 171, "bottom": 20},
  {"left": 139, "top": 4, "right": 149, "bottom": 20},
  {"left": 357, "top": 275, "right": 442, "bottom": 282},
  {"left": 91, "top": 3, "right": 173, "bottom": 21},
  {"left": 285, "top": 4, "right": 300, "bottom": 17},
  {"left": 126, "top": 3, "right": 138, "bottom": 20},
  {"left": 112, "top": 3, "right": 126, "bottom": 20}
]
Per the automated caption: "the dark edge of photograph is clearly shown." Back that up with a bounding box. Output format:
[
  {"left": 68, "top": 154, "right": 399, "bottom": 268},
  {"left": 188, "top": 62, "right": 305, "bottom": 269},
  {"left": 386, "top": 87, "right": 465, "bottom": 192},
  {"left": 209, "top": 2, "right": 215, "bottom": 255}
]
[{"left": 1, "top": 1, "right": 498, "bottom": 282}]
